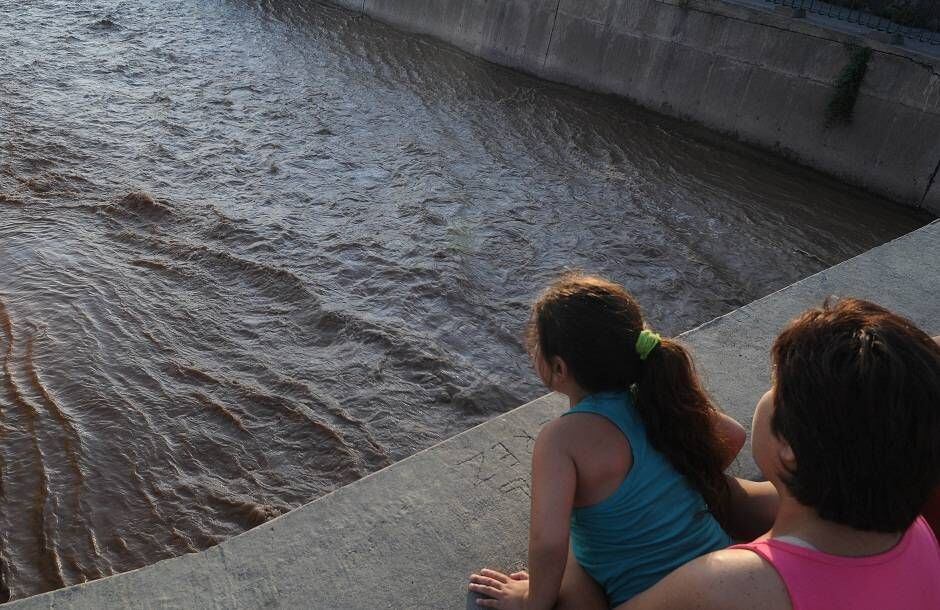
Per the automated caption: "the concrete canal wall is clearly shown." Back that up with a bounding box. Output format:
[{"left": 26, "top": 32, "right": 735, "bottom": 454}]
[
  {"left": 328, "top": 0, "right": 940, "bottom": 214},
  {"left": 10, "top": 220, "right": 939, "bottom": 608}
]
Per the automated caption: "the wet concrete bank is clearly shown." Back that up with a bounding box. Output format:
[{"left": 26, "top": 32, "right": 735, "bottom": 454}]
[
  {"left": 9, "top": 220, "right": 939, "bottom": 609},
  {"left": 327, "top": 0, "right": 940, "bottom": 213}
]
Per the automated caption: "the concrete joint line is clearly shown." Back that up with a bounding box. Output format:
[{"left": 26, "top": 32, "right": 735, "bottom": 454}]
[
  {"left": 921, "top": 157, "right": 940, "bottom": 206},
  {"left": 863, "top": 47, "right": 940, "bottom": 77},
  {"left": 542, "top": 0, "right": 563, "bottom": 69}
]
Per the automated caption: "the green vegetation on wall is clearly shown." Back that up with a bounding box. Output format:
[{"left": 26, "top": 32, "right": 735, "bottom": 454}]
[{"left": 825, "top": 45, "right": 872, "bottom": 127}]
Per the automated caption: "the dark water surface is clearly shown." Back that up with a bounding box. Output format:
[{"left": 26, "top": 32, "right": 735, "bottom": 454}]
[{"left": 0, "top": 0, "right": 930, "bottom": 599}]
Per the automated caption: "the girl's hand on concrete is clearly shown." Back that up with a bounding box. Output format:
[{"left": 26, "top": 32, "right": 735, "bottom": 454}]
[{"left": 469, "top": 568, "right": 530, "bottom": 609}]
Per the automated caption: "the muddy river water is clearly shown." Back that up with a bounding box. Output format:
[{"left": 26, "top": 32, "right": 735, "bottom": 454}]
[{"left": 0, "top": 0, "right": 930, "bottom": 600}]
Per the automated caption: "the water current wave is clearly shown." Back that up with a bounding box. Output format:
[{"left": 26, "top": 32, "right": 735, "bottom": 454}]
[{"left": 0, "top": 0, "right": 932, "bottom": 600}]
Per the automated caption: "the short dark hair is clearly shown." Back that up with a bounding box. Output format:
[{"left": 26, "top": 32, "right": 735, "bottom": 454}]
[{"left": 771, "top": 298, "right": 940, "bottom": 532}]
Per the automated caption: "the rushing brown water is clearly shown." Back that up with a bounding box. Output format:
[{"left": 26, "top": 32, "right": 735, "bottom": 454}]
[{"left": 0, "top": 0, "right": 931, "bottom": 600}]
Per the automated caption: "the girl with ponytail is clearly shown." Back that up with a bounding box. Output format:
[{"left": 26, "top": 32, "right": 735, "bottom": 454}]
[{"left": 469, "top": 273, "right": 748, "bottom": 609}]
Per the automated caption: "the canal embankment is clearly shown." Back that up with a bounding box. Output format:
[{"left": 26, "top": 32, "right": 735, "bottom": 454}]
[
  {"left": 327, "top": 0, "right": 940, "bottom": 214},
  {"left": 9, "top": 219, "right": 938, "bottom": 609}
]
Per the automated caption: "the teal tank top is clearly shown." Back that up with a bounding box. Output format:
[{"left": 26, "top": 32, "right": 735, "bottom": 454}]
[{"left": 564, "top": 391, "right": 731, "bottom": 605}]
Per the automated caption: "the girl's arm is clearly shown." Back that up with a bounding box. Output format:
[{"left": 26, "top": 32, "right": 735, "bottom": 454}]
[
  {"left": 469, "top": 420, "right": 576, "bottom": 610},
  {"left": 715, "top": 411, "right": 746, "bottom": 471},
  {"left": 525, "top": 420, "right": 577, "bottom": 609},
  {"left": 722, "top": 477, "right": 779, "bottom": 541},
  {"left": 715, "top": 411, "right": 778, "bottom": 540}
]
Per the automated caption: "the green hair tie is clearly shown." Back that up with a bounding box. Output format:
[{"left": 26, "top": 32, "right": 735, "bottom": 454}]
[{"left": 635, "top": 329, "right": 662, "bottom": 361}]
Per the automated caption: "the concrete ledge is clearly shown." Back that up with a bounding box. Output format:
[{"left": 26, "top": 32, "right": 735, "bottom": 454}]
[{"left": 9, "top": 220, "right": 939, "bottom": 608}]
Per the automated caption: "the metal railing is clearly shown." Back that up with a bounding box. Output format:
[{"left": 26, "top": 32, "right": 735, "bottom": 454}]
[{"left": 764, "top": 0, "right": 940, "bottom": 45}]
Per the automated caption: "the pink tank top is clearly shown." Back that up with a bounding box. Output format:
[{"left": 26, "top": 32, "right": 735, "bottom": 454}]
[{"left": 732, "top": 517, "right": 940, "bottom": 610}]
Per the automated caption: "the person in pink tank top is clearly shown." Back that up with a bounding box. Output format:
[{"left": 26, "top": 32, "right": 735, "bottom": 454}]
[{"left": 614, "top": 299, "right": 940, "bottom": 610}]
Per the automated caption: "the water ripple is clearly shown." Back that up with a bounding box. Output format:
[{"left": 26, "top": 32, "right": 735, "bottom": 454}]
[{"left": 0, "top": 0, "right": 931, "bottom": 600}]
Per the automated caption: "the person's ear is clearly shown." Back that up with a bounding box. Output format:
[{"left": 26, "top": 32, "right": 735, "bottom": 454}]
[
  {"left": 779, "top": 440, "right": 796, "bottom": 471},
  {"left": 551, "top": 355, "right": 567, "bottom": 383}
]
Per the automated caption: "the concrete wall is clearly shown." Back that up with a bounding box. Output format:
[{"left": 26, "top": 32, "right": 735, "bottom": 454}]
[
  {"left": 10, "top": 219, "right": 939, "bottom": 608},
  {"left": 328, "top": 0, "right": 940, "bottom": 214}
]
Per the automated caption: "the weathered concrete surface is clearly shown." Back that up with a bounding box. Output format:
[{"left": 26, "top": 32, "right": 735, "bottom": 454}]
[
  {"left": 327, "top": 0, "right": 940, "bottom": 214},
  {"left": 9, "top": 220, "right": 939, "bottom": 608}
]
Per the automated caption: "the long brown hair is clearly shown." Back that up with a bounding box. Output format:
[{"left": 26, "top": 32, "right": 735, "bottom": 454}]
[{"left": 527, "top": 272, "right": 732, "bottom": 527}]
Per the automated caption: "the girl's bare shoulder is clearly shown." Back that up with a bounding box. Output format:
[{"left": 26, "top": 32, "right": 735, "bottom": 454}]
[
  {"left": 618, "top": 547, "right": 791, "bottom": 610},
  {"left": 533, "top": 416, "right": 577, "bottom": 454},
  {"left": 538, "top": 411, "right": 628, "bottom": 450},
  {"left": 538, "top": 414, "right": 632, "bottom": 499}
]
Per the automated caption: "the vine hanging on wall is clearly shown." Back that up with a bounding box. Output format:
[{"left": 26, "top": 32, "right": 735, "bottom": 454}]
[{"left": 825, "top": 45, "right": 873, "bottom": 127}]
